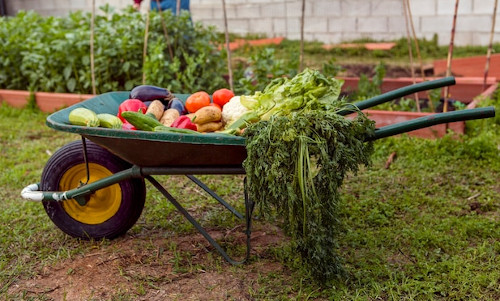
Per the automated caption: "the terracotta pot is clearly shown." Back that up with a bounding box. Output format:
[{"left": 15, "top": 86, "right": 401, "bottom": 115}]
[
  {"left": 0, "top": 89, "right": 32, "bottom": 108},
  {"left": 340, "top": 77, "right": 498, "bottom": 139},
  {"left": 0, "top": 89, "right": 94, "bottom": 112},
  {"left": 433, "top": 54, "right": 500, "bottom": 78},
  {"left": 34, "top": 92, "right": 94, "bottom": 112}
]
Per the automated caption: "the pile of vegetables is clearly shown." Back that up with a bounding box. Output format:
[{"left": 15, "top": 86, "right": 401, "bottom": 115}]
[
  {"left": 68, "top": 85, "right": 235, "bottom": 135},
  {"left": 69, "top": 69, "right": 377, "bottom": 283}
]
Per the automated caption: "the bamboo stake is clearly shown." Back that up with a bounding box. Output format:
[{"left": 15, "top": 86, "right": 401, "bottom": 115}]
[
  {"left": 407, "top": 0, "right": 435, "bottom": 112},
  {"left": 176, "top": 0, "right": 181, "bottom": 16},
  {"left": 222, "top": 0, "right": 234, "bottom": 91},
  {"left": 443, "top": 0, "right": 460, "bottom": 113},
  {"left": 403, "top": 0, "right": 420, "bottom": 112},
  {"left": 406, "top": 0, "right": 425, "bottom": 80},
  {"left": 299, "top": 0, "right": 305, "bottom": 72},
  {"left": 157, "top": 0, "right": 174, "bottom": 61},
  {"left": 142, "top": 9, "right": 151, "bottom": 84},
  {"left": 483, "top": 0, "right": 498, "bottom": 91},
  {"left": 90, "top": 0, "right": 96, "bottom": 95}
]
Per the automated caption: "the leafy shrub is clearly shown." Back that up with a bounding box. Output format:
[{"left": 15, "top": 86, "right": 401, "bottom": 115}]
[{"left": 0, "top": 5, "right": 227, "bottom": 94}]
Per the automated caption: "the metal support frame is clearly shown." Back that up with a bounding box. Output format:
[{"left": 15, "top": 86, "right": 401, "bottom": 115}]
[
  {"left": 146, "top": 175, "right": 254, "bottom": 265},
  {"left": 22, "top": 156, "right": 255, "bottom": 265}
]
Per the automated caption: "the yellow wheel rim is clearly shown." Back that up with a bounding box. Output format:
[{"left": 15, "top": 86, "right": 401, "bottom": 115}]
[{"left": 60, "top": 163, "right": 122, "bottom": 224}]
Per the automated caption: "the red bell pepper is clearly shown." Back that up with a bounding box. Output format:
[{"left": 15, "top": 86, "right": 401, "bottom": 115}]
[
  {"left": 117, "top": 99, "right": 147, "bottom": 123},
  {"left": 171, "top": 115, "right": 198, "bottom": 131}
]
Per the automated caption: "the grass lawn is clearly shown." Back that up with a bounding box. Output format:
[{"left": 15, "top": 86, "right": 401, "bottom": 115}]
[{"left": 0, "top": 93, "right": 499, "bottom": 299}]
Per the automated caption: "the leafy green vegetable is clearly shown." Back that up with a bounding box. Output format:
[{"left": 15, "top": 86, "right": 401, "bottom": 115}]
[
  {"left": 229, "top": 68, "right": 344, "bottom": 130},
  {"left": 243, "top": 108, "right": 375, "bottom": 283}
]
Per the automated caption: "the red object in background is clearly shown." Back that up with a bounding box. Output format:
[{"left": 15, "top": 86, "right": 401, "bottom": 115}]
[
  {"left": 171, "top": 115, "right": 198, "bottom": 131},
  {"left": 212, "top": 88, "right": 234, "bottom": 108},
  {"left": 117, "top": 99, "right": 147, "bottom": 122}
]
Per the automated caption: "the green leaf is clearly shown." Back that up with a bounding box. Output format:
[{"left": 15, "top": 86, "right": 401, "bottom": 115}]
[{"left": 66, "top": 78, "right": 76, "bottom": 92}]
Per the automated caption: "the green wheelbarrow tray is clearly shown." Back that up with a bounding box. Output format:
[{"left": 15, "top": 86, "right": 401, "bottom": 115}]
[
  {"left": 46, "top": 92, "right": 248, "bottom": 168},
  {"left": 44, "top": 76, "right": 495, "bottom": 168},
  {"left": 21, "top": 76, "right": 495, "bottom": 265}
]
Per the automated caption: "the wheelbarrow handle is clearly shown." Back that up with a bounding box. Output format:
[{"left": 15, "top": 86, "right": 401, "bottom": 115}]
[
  {"left": 338, "top": 76, "right": 456, "bottom": 116},
  {"left": 366, "top": 106, "right": 496, "bottom": 141}
]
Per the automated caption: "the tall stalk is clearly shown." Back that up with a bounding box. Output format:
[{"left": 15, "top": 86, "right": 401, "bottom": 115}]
[
  {"left": 483, "top": 0, "right": 498, "bottom": 91},
  {"left": 156, "top": 0, "right": 174, "bottom": 61},
  {"left": 407, "top": 0, "right": 434, "bottom": 112},
  {"left": 403, "top": 0, "right": 420, "bottom": 112},
  {"left": 90, "top": 0, "right": 96, "bottom": 94},
  {"left": 299, "top": 0, "right": 306, "bottom": 72},
  {"left": 142, "top": 9, "right": 150, "bottom": 84},
  {"left": 443, "top": 0, "right": 460, "bottom": 113},
  {"left": 222, "top": 0, "right": 234, "bottom": 91}
]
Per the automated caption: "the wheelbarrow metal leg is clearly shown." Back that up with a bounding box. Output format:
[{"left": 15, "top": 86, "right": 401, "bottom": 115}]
[
  {"left": 145, "top": 175, "right": 253, "bottom": 265},
  {"left": 186, "top": 175, "right": 244, "bottom": 220}
]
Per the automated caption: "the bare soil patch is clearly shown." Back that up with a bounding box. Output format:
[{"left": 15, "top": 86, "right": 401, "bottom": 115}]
[{"left": 8, "top": 225, "right": 289, "bottom": 300}]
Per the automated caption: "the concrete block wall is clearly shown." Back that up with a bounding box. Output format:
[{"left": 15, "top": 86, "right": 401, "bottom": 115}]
[{"left": 4, "top": 0, "right": 500, "bottom": 46}]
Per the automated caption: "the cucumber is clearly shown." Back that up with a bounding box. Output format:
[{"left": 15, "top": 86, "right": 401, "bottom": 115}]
[
  {"left": 97, "top": 113, "right": 123, "bottom": 129},
  {"left": 121, "top": 111, "right": 163, "bottom": 131},
  {"left": 153, "top": 125, "right": 201, "bottom": 135},
  {"left": 69, "top": 108, "right": 100, "bottom": 127}
]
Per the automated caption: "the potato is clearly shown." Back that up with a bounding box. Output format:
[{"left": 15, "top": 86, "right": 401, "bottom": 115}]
[
  {"left": 192, "top": 106, "right": 222, "bottom": 125},
  {"left": 159, "top": 108, "right": 180, "bottom": 127},
  {"left": 197, "top": 121, "right": 223, "bottom": 133},
  {"left": 145, "top": 100, "right": 165, "bottom": 120}
]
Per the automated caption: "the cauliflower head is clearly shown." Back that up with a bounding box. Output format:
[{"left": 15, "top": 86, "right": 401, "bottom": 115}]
[{"left": 222, "top": 96, "right": 249, "bottom": 127}]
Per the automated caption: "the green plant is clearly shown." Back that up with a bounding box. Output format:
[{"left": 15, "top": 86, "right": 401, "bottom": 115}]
[
  {"left": 232, "top": 48, "right": 298, "bottom": 95},
  {"left": 0, "top": 6, "right": 227, "bottom": 94},
  {"left": 348, "top": 62, "right": 386, "bottom": 101}
]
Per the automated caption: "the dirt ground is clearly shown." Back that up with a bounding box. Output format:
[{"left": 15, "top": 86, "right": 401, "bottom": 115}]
[{"left": 8, "top": 224, "right": 289, "bottom": 300}]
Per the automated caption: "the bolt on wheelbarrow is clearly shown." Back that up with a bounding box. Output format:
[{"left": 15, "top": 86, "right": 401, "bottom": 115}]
[{"left": 21, "top": 76, "right": 496, "bottom": 264}]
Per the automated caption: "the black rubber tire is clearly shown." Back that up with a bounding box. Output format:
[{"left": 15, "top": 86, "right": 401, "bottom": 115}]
[{"left": 41, "top": 140, "right": 146, "bottom": 239}]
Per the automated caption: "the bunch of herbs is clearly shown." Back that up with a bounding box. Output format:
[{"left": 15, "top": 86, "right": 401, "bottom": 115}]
[{"left": 243, "top": 109, "right": 375, "bottom": 283}]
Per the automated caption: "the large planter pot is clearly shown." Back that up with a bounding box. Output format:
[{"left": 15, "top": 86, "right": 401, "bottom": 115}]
[
  {"left": 433, "top": 54, "right": 500, "bottom": 78},
  {"left": 340, "top": 77, "right": 498, "bottom": 139},
  {"left": 0, "top": 89, "right": 32, "bottom": 108},
  {"left": 0, "top": 89, "right": 94, "bottom": 112}
]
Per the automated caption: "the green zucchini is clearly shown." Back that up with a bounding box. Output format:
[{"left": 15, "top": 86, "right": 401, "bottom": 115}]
[
  {"left": 69, "top": 108, "right": 100, "bottom": 127},
  {"left": 153, "top": 125, "right": 201, "bottom": 135},
  {"left": 121, "top": 111, "right": 163, "bottom": 131},
  {"left": 97, "top": 113, "right": 123, "bottom": 129}
]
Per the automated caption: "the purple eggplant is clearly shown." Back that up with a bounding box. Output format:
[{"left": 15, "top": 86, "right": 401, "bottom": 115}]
[
  {"left": 129, "top": 85, "right": 173, "bottom": 104},
  {"left": 168, "top": 98, "right": 187, "bottom": 115}
]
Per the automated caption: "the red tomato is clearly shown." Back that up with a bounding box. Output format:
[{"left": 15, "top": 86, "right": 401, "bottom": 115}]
[
  {"left": 209, "top": 102, "right": 222, "bottom": 111},
  {"left": 212, "top": 88, "right": 234, "bottom": 107},
  {"left": 185, "top": 91, "right": 211, "bottom": 113}
]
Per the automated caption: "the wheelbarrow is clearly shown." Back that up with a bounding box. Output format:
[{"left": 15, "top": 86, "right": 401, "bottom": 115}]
[{"left": 21, "top": 76, "right": 495, "bottom": 264}]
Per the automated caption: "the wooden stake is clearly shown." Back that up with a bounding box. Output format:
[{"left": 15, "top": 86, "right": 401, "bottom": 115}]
[
  {"left": 176, "top": 0, "right": 181, "bottom": 15},
  {"left": 407, "top": 0, "right": 435, "bottom": 112},
  {"left": 299, "top": 0, "right": 305, "bottom": 72},
  {"left": 157, "top": 0, "right": 174, "bottom": 61},
  {"left": 90, "top": 0, "right": 96, "bottom": 95},
  {"left": 222, "top": 0, "right": 234, "bottom": 91},
  {"left": 483, "top": 0, "right": 498, "bottom": 91},
  {"left": 142, "top": 9, "right": 151, "bottom": 84},
  {"left": 403, "top": 0, "right": 420, "bottom": 112},
  {"left": 443, "top": 0, "right": 460, "bottom": 113}
]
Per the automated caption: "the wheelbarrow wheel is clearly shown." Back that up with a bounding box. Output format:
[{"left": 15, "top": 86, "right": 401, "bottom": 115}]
[{"left": 40, "top": 140, "right": 146, "bottom": 239}]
